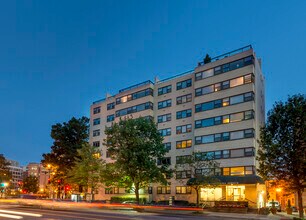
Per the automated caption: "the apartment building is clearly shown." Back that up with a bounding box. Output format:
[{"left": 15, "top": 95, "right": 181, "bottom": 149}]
[
  {"left": 7, "top": 160, "right": 23, "bottom": 189},
  {"left": 89, "top": 45, "right": 265, "bottom": 207}
]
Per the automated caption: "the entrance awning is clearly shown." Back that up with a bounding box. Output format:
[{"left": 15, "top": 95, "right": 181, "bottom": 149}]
[{"left": 187, "top": 175, "right": 264, "bottom": 185}]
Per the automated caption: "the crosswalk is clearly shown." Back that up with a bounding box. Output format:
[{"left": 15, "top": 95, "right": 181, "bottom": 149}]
[{"left": 0, "top": 209, "right": 42, "bottom": 219}]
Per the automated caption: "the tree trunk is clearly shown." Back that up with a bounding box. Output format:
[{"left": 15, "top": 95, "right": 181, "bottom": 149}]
[
  {"left": 196, "top": 188, "right": 200, "bottom": 208},
  {"left": 135, "top": 184, "right": 140, "bottom": 205},
  {"left": 297, "top": 188, "right": 304, "bottom": 219}
]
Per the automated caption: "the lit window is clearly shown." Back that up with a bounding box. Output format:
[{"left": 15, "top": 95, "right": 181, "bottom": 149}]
[
  {"left": 230, "top": 76, "right": 244, "bottom": 87},
  {"left": 222, "top": 115, "right": 230, "bottom": 124}
]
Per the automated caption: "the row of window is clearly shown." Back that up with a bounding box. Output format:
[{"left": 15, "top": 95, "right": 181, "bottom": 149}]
[
  {"left": 195, "top": 110, "right": 254, "bottom": 128},
  {"left": 116, "top": 88, "right": 153, "bottom": 105},
  {"left": 195, "top": 56, "right": 253, "bottom": 81},
  {"left": 157, "top": 78, "right": 192, "bottom": 96},
  {"left": 195, "top": 129, "right": 254, "bottom": 145},
  {"left": 159, "top": 124, "right": 192, "bottom": 137},
  {"left": 195, "top": 92, "right": 254, "bottom": 113},
  {"left": 195, "top": 147, "right": 255, "bottom": 160},
  {"left": 195, "top": 74, "right": 253, "bottom": 97},
  {"left": 115, "top": 102, "right": 153, "bottom": 117},
  {"left": 195, "top": 166, "right": 255, "bottom": 176}
]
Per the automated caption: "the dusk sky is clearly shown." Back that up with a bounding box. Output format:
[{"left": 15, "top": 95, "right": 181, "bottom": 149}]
[{"left": 0, "top": 1, "right": 305, "bottom": 165}]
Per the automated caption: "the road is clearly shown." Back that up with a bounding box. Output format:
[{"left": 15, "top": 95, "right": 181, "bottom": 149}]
[{"left": 0, "top": 205, "right": 247, "bottom": 220}]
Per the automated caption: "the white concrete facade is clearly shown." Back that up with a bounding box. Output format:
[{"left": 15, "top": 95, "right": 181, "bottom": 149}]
[{"left": 89, "top": 46, "right": 265, "bottom": 207}]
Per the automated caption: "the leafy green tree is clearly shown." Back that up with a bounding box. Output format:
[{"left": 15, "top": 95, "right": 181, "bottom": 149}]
[
  {"left": 67, "top": 143, "right": 105, "bottom": 201},
  {"left": 104, "top": 117, "right": 171, "bottom": 204},
  {"left": 22, "top": 176, "right": 39, "bottom": 193},
  {"left": 257, "top": 94, "right": 306, "bottom": 218},
  {"left": 41, "top": 116, "right": 89, "bottom": 197},
  {"left": 176, "top": 152, "right": 220, "bottom": 207},
  {"left": 0, "top": 154, "right": 11, "bottom": 183}
]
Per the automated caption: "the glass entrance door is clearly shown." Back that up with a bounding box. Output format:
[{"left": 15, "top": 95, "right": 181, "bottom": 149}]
[{"left": 226, "top": 186, "right": 245, "bottom": 201}]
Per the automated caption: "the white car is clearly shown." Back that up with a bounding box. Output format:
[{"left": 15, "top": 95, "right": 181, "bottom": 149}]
[{"left": 266, "top": 201, "right": 281, "bottom": 211}]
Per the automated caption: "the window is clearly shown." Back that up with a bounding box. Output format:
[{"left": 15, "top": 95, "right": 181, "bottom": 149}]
[
  {"left": 230, "top": 94, "right": 244, "bottom": 105},
  {"left": 148, "top": 187, "right": 153, "bottom": 194},
  {"left": 230, "top": 112, "right": 244, "bottom": 122},
  {"left": 222, "top": 150, "right": 230, "bottom": 158},
  {"left": 107, "top": 102, "right": 115, "bottom": 110},
  {"left": 177, "top": 79, "right": 192, "bottom": 90},
  {"left": 176, "top": 171, "right": 191, "bottom": 179},
  {"left": 201, "top": 135, "right": 214, "bottom": 144},
  {"left": 176, "top": 94, "right": 192, "bottom": 105},
  {"left": 230, "top": 131, "right": 244, "bottom": 140},
  {"left": 176, "top": 109, "right": 192, "bottom": 119},
  {"left": 215, "top": 151, "right": 222, "bottom": 159},
  {"left": 176, "top": 186, "right": 192, "bottom": 194},
  {"left": 176, "top": 140, "right": 192, "bottom": 149},
  {"left": 157, "top": 186, "right": 171, "bottom": 194},
  {"left": 159, "top": 128, "right": 171, "bottom": 136},
  {"left": 244, "top": 129, "right": 254, "bottom": 138},
  {"left": 222, "top": 115, "right": 230, "bottom": 124},
  {"left": 245, "top": 148, "right": 254, "bottom": 156},
  {"left": 164, "top": 142, "right": 171, "bottom": 151},
  {"left": 176, "top": 155, "right": 191, "bottom": 164},
  {"left": 244, "top": 74, "right": 253, "bottom": 84},
  {"left": 93, "top": 118, "right": 100, "bottom": 125},
  {"left": 93, "top": 107, "right": 101, "bottom": 114},
  {"left": 107, "top": 114, "right": 114, "bottom": 122},
  {"left": 230, "top": 167, "right": 245, "bottom": 176},
  {"left": 93, "top": 129, "right": 100, "bottom": 137},
  {"left": 223, "top": 168, "right": 230, "bottom": 176},
  {"left": 230, "top": 76, "right": 244, "bottom": 87},
  {"left": 158, "top": 85, "right": 172, "bottom": 95},
  {"left": 231, "top": 149, "right": 244, "bottom": 157},
  {"left": 116, "top": 88, "right": 153, "bottom": 104},
  {"left": 176, "top": 124, "right": 192, "bottom": 134},
  {"left": 245, "top": 166, "right": 254, "bottom": 175},
  {"left": 244, "top": 110, "right": 254, "bottom": 120},
  {"left": 105, "top": 187, "right": 119, "bottom": 194},
  {"left": 244, "top": 92, "right": 254, "bottom": 101},
  {"left": 93, "top": 141, "right": 100, "bottom": 147},
  {"left": 157, "top": 114, "right": 171, "bottom": 123},
  {"left": 158, "top": 99, "right": 172, "bottom": 109},
  {"left": 115, "top": 102, "right": 153, "bottom": 117},
  {"left": 157, "top": 157, "right": 171, "bottom": 165}
]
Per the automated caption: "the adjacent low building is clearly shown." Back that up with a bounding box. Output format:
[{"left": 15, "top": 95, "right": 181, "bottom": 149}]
[{"left": 89, "top": 45, "right": 266, "bottom": 208}]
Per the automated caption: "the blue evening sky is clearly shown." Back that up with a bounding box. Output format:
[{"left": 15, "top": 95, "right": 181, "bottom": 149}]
[{"left": 0, "top": 1, "right": 305, "bottom": 165}]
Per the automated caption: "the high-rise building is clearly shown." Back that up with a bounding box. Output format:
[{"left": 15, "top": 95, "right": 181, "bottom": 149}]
[{"left": 89, "top": 45, "right": 265, "bottom": 207}]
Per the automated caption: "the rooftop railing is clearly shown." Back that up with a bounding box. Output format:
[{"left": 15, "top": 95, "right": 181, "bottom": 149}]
[
  {"left": 156, "top": 69, "right": 194, "bottom": 84},
  {"left": 198, "top": 45, "right": 252, "bottom": 66},
  {"left": 119, "top": 80, "right": 154, "bottom": 93}
]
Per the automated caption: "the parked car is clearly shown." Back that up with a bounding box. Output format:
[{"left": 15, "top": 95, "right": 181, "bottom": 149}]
[
  {"left": 292, "top": 206, "right": 298, "bottom": 212},
  {"left": 266, "top": 201, "right": 281, "bottom": 212},
  {"left": 122, "top": 201, "right": 138, "bottom": 204}
]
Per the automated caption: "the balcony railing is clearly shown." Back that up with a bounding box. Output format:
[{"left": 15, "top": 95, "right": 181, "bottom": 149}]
[{"left": 198, "top": 45, "right": 252, "bottom": 66}]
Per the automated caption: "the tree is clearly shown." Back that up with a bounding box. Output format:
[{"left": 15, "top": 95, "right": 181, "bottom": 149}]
[
  {"left": 22, "top": 176, "right": 39, "bottom": 193},
  {"left": 176, "top": 152, "right": 220, "bottom": 207},
  {"left": 67, "top": 143, "right": 105, "bottom": 201},
  {"left": 41, "top": 117, "right": 89, "bottom": 197},
  {"left": 0, "top": 154, "right": 11, "bottom": 183},
  {"left": 104, "top": 117, "right": 171, "bottom": 204},
  {"left": 257, "top": 94, "right": 306, "bottom": 218},
  {"left": 203, "top": 54, "right": 212, "bottom": 64}
]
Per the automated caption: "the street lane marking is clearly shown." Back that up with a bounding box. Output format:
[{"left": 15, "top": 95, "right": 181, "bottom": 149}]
[
  {"left": 0, "top": 209, "right": 42, "bottom": 217},
  {"left": 0, "top": 213, "right": 23, "bottom": 219}
]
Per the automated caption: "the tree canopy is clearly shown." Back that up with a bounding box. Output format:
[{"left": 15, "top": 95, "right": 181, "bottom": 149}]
[
  {"left": 22, "top": 176, "right": 39, "bottom": 193},
  {"left": 104, "top": 117, "right": 171, "bottom": 204},
  {"left": 0, "top": 154, "right": 11, "bottom": 183},
  {"left": 67, "top": 143, "right": 105, "bottom": 201},
  {"left": 176, "top": 152, "right": 220, "bottom": 207},
  {"left": 41, "top": 117, "right": 89, "bottom": 181},
  {"left": 257, "top": 94, "right": 306, "bottom": 218}
]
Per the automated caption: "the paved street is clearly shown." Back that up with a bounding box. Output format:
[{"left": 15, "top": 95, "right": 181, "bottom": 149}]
[{"left": 0, "top": 205, "right": 254, "bottom": 220}]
